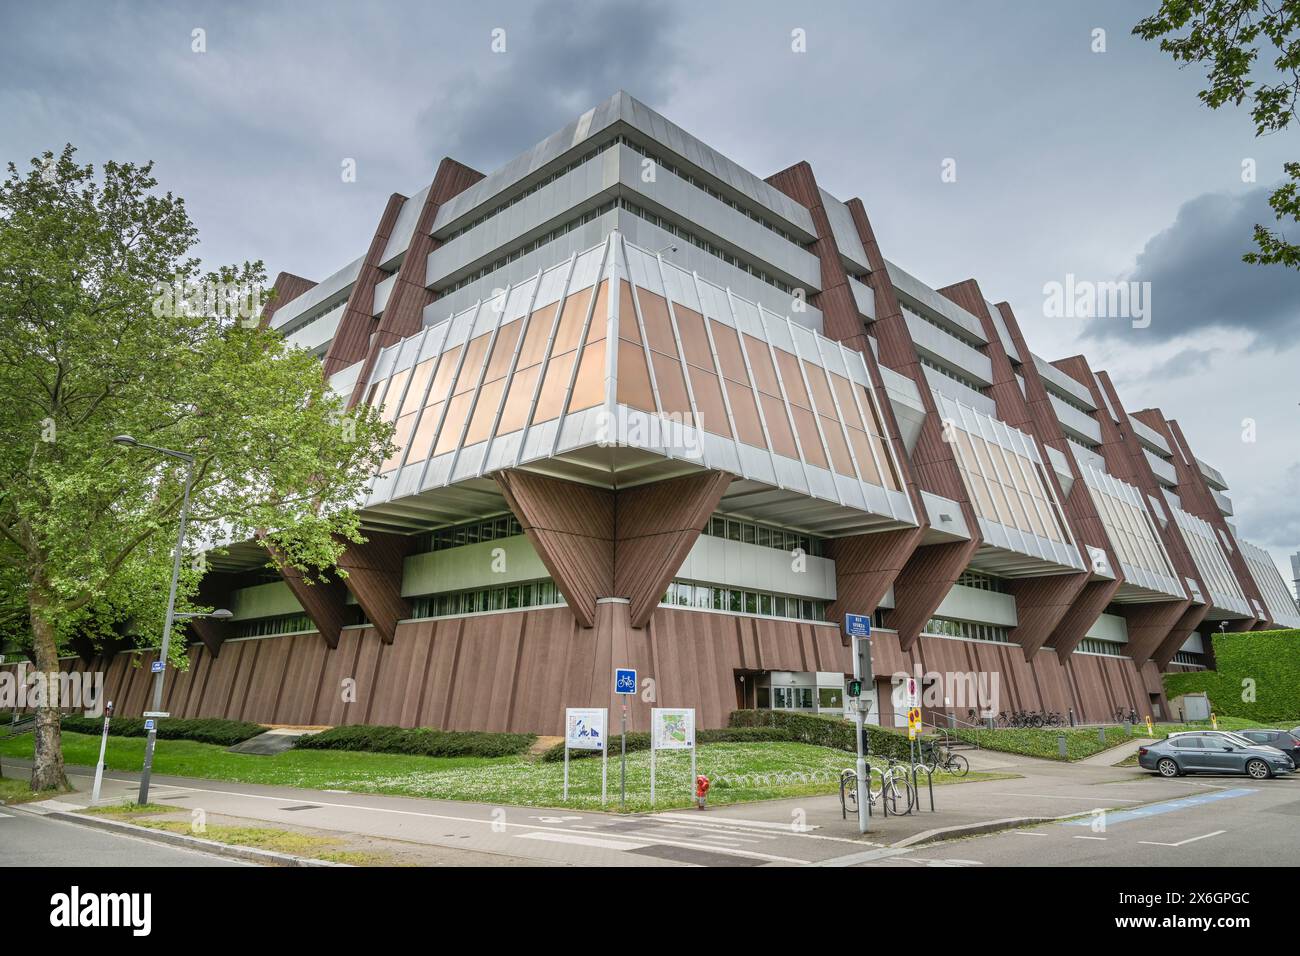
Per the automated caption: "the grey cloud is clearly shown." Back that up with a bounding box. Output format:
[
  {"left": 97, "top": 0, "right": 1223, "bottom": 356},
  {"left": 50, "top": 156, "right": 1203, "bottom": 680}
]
[
  {"left": 414, "top": 0, "right": 682, "bottom": 172},
  {"left": 1086, "top": 186, "right": 1300, "bottom": 346},
  {"left": 1116, "top": 347, "right": 1215, "bottom": 384}
]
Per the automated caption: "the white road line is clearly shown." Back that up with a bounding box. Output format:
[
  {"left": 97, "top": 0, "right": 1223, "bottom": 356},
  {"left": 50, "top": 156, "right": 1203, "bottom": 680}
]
[
  {"left": 0, "top": 810, "right": 10, "bottom": 819},
  {"left": 990, "top": 792, "right": 1140, "bottom": 803},
  {"left": 1073, "top": 836, "right": 1107, "bottom": 841},
  {"left": 646, "top": 814, "right": 865, "bottom": 845},
  {"left": 813, "top": 846, "right": 914, "bottom": 867},
  {"left": 648, "top": 823, "right": 769, "bottom": 843},
  {"left": 649, "top": 813, "right": 817, "bottom": 832},
  {"left": 1011, "top": 831, "right": 1046, "bottom": 837},
  {"left": 1138, "top": 830, "right": 1226, "bottom": 848},
  {"left": 518, "top": 832, "right": 651, "bottom": 851}
]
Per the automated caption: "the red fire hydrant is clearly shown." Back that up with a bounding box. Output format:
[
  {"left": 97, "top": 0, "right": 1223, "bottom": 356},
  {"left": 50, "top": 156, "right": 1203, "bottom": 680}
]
[{"left": 695, "top": 774, "right": 710, "bottom": 810}]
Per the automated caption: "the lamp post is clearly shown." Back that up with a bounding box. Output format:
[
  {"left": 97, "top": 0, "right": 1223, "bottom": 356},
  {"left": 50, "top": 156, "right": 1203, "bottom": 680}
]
[{"left": 112, "top": 435, "right": 229, "bottom": 804}]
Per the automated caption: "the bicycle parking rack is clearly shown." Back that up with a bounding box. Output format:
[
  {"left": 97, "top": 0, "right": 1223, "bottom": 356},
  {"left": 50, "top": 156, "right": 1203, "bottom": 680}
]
[{"left": 911, "top": 764, "right": 936, "bottom": 813}]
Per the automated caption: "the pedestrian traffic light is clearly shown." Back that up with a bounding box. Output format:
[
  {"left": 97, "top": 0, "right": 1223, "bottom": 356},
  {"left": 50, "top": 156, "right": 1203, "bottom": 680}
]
[{"left": 847, "top": 678, "right": 862, "bottom": 697}]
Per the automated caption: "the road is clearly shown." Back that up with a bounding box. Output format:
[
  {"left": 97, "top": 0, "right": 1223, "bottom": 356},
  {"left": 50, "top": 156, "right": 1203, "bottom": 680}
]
[
  {"left": 859, "top": 776, "right": 1300, "bottom": 867},
  {"left": 0, "top": 805, "right": 243, "bottom": 867}
]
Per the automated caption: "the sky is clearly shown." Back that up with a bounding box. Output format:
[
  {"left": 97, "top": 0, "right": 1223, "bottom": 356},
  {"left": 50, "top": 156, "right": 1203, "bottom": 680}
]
[{"left": 3, "top": 0, "right": 1297, "bottom": 582}]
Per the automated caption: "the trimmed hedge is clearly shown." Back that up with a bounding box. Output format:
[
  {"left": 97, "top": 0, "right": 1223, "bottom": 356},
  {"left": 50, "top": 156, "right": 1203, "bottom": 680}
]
[
  {"left": 728, "top": 709, "right": 918, "bottom": 760},
  {"left": 293, "top": 724, "right": 535, "bottom": 759},
  {"left": 60, "top": 716, "right": 267, "bottom": 747},
  {"left": 540, "top": 725, "right": 787, "bottom": 763},
  {"left": 1164, "top": 629, "right": 1300, "bottom": 721}
]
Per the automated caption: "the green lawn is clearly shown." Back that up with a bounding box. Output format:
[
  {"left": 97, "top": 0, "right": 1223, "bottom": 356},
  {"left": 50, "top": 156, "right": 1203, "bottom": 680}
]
[
  {"left": 0, "top": 773, "right": 70, "bottom": 805},
  {"left": 0, "top": 731, "right": 1011, "bottom": 812}
]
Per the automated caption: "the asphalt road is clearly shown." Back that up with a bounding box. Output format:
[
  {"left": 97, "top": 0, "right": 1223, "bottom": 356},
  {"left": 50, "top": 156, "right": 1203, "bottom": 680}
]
[
  {"left": 0, "top": 806, "right": 242, "bottom": 867},
  {"left": 860, "top": 774, "right": 1300, "bottom": 867}
]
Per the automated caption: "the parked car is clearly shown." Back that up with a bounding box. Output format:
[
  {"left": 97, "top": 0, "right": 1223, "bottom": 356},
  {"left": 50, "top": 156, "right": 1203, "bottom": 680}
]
[
  {"left": 1235, "top": 729, "right": 1300, "bottom": 766},
  {"left": 1137, "top": 732, "right": 1294, "bottom": 780}
]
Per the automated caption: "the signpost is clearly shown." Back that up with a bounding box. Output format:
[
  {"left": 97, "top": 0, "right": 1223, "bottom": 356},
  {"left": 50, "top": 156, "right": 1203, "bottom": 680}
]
[
  {"left": 649, "top": 708, "right": 695, "bottom": 806},
  {"left": 91, "top": 700, "right": 114, "bottom": 804},
  {"left": 562, "top": 707, "right": 608, "bottom": 804},
  {"left": 613, "top": 668, "right": 636, "bottom": 808},
  {"left": 845, "top": 614, "right": 873, "bottom": 834}
]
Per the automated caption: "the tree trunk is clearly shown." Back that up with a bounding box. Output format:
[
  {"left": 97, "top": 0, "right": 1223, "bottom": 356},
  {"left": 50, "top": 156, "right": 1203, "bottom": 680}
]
[{"left": 28, "top": 586, "right": 68, "bottom": 792}]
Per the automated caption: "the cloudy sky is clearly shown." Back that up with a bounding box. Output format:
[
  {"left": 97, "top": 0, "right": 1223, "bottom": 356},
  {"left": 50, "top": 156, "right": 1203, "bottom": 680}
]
[{"left": 3, "top": 0, "right": 1297, "bottom": 580}]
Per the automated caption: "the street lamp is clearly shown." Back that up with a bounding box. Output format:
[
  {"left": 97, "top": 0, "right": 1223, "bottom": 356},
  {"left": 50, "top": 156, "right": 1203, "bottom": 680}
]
[{"left": 112, "top": 434, "right": 201, "bottom": 804}]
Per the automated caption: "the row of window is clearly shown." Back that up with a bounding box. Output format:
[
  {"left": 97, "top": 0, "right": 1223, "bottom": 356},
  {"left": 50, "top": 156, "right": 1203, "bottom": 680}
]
[
  {"left": 704, "top": 515, "right": 823, "bottom": 557},
  {"left": 661, "top": 579, "right": 829, "bottom": 622},
  {"left": 921, "top": 356, "right": 987, "bottom": 395},
  {"left": 1173, "top": 651, "right": 1206, "bottom": 667},
  {"left": 1077, "top": 638, "right": 1127, "bottom": 657},
  {"left": 902, "top": 304, "right": 985, "bottom": 350},
  {"left": 234, "top": 607, "right": 368, "bottom": 639},
  {"left": 443, "top": 140, "right": 619, "bottom": 243},
  {"left": 414, "top": 514, "right": 523, "bottom": 553},
  {"left": 618, "top": 136, "right": 806, "bottom": 245},
  {"left": 409, "top": 579, "right": 564, "bottom": 619},
  {"left": 956, "top": 569, "right": 1006, "bottom": 592},
  {"left": 438, "top": 200, "right": 619, "bottom": 296},
  {"left": 922, "top": 617, "right": 1011, "bottom": 644},
  {"left": 619, "top": 198, "right": 798, "bottom": 297}
]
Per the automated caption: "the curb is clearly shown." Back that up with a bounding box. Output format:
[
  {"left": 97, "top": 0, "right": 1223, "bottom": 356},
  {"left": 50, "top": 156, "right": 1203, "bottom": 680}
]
[
  {"left": 890, "top": 815, "right": 1056, "bottom": 847},
  {"left": 32, "top": 809, "right": 350, "bottom": 867}
]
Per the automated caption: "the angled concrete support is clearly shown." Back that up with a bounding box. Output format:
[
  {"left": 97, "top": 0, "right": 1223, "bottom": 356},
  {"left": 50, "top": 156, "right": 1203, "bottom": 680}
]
[
  {"left": 189, "top": 572, "right": 236, "bottom": 657},
  {"left": 1151, "top": 603, "right": 1213, "bottom": 671},
  {"left": 1120, "top": 599, "right": 1198, "bottom": 668},
  {"left": 1049, "top": 577, "right": 1123, "bottom": 658},
  {"left": 261, "top": 537, "right": 350, "bottom": 649},
  {"left": 887, "top": 538, "right": 981, "bottom": 651},
  {"left": 825, "top": 527, "right": 925, "bottom": 633},
  {"left": 1006, "top": 571, "right": 1091, "bottom": 661},
  {"left": 615, "top": 472, "right": 732, "bottom": 628},
  {"left": 496, "top": 470, "right": 614, "bottom": 628},
  {"left": 336, "top": 531, "right": 415, "bottom": 644}
]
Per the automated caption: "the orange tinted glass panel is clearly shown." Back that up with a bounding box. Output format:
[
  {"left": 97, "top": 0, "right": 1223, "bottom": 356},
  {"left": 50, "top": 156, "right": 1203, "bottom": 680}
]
[
  {"left": 428, "top": 346, "right": 460, "bottom": 404},
  {"left": 638, "top": 289, "right": 678, "bottom": 356},
  {"left": 791, "top": 406, "right": 827, "bottom": 467},
  {"left": 453, "top": 334, "right": 491, "bottom": 395},
  {"left": 687, "top": 365, "right": 731, "bottom": 438},
  {"left": 463, "top": 377, "right": 505, "bottom": 446},
  {"left": 831, "top": 374, "right": 865, "bottom": 430},
  {"left": 804, "top": 362, "right": 836, "bottom": 417},
  {"left": 709, "top": 322, "right": 747, "bottom": 383},
  {"left": 400, "top": 360, "right": 434, "bottom": 417},
  {"left": 497, "top": 366, "right": 539, "bottom": 435},
  {"left": 744, "top": 336, "right": 781, "bottom": 395},
  {"left": 553, "top": 288, "right": 593, "bottom": 354},
  {"left": 532, "top": 352, "right": 576, "bottom": 424},
  {"left": 518, "top": 303, "right": 558, "bottom": 368},
  {"left": 776, "top": 351, "right": 809, "bottom": 407},
  {"left": 434, "top": 392, "right": 473, "bottom": 456},
  {"left": 407, "top": 403, "right": 442, "bottom": 462},
  {"left": 651, "top": 351, "right": 691, "bottom": 416},
  {"left": 674, "top": 307, "right": 711, "bottom": 368},
  {"left": 484, "top": 320, "right": 522, "bottom": 381},
  {"left": 821, "top": 417, "right": 854, "bottom": 474},
  {"left": 618, "top": 281, "right": 642, "bottom": 345},
  {"left": 724, "top": 379, "right": 764, "bottom": 447},
  {"left": 616, "top": 340, "right": 655, "bottom": 413},
  {"left": 760, "top": 393, "right": 798, "bottom": 458},
  {"left": 567, "top": 341, "right": 607, "bottom": 413},
  {"left": 857, "top": 385, "right": 885, "bottom": 435},
  {"left": 379, "top": 369, "right": 410, "bottom": 423},
  {"left": 382, "top": 411, "right": 418, "bottom": 472},
  {"left": 848, "top": 428, "right": 882, "bottom": 485}
]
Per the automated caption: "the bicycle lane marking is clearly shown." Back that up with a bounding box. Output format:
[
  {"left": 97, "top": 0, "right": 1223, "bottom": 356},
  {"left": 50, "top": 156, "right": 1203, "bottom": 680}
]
[{"left": 1060, "top": 787, "right": 1258, "bottom": 826}]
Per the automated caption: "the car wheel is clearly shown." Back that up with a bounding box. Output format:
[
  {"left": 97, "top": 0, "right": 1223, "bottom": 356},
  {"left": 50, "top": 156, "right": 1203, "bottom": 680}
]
[
  {"left": 1246, "top": 759, "right": 1271, "bottom": 780},
  {"left": 1156, "top": 758, "right": 1180, "bottom": 778}
]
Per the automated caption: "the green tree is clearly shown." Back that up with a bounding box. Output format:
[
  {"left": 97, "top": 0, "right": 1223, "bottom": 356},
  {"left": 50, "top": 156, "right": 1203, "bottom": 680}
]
[
  {"left": 0, "top": 146, "right": 391, "bottom": 791},
  {"left": 1135, "top": 1, "right": 1300, "bottom": 267}
]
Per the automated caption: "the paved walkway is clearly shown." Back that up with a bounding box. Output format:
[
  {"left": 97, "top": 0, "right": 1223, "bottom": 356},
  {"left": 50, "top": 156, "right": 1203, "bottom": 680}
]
[
  {"left": 1, "top": 752, "right": 1211, "bottom": 867},
  {"left": 1076, "top": 737, "right": 1156, "bottom": 766}
]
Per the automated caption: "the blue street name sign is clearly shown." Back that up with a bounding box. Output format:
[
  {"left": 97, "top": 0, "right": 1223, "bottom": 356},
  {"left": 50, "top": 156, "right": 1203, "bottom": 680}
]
[{"left": 844, "top": 614, "right": 872, "bottom": 639}]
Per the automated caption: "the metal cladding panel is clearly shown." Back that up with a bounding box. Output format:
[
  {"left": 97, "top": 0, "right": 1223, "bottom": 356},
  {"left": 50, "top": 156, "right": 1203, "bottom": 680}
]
[
  {"left": 355, "top": 232, "right": 918, "bottom": 532},
  {"left": 1239, "top": 539, "right": 1300, "bottom": 628},
  {"left": 1079, "top": 463, "right": 1185, "bottom": 599},
  {"left": 1172, "top": 506, "right": 1252, "bottom": 617}
]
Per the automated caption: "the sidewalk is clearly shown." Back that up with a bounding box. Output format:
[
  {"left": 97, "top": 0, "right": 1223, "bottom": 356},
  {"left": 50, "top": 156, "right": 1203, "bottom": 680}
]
[{"left": 1, "top": 751, "right": 1210, "bottom": 866}]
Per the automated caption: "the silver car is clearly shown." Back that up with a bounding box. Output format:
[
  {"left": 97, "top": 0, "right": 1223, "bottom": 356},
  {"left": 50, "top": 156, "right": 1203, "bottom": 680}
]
[{"left": 1138, "top": 730, "right": 1295, "bottom": 780}]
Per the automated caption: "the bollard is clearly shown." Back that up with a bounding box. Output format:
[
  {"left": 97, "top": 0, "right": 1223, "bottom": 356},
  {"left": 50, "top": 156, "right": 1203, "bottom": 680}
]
[
  {"left": 986, "top": 716, "right": 995, "bottom": 731},
  {"left": 1068, "top": 707, "right": 1076, "bottom": 728},
  {"left": 947, "top": 712, "right": 955, "bottom": 729},
  {"left": 1125, "top": 719, "right": 1133, "bottom": 736},
  {"left": 1058, "top": 733, "right": 1068, "bottom": 759},
  {"left": 1098, "top": 726, "right": 1106, "bottom": 745}
]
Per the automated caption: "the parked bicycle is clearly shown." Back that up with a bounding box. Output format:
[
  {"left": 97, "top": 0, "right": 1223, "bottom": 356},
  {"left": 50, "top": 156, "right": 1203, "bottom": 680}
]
[
  {"left": 1113, "top": 707, "right": 1138, "bottom": 724},
  {"left": 840, "top": 758, "right": 915, "bottom": 817},
  {"left": 922, "top": 740, "right": 969, "bottom": 777}
]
